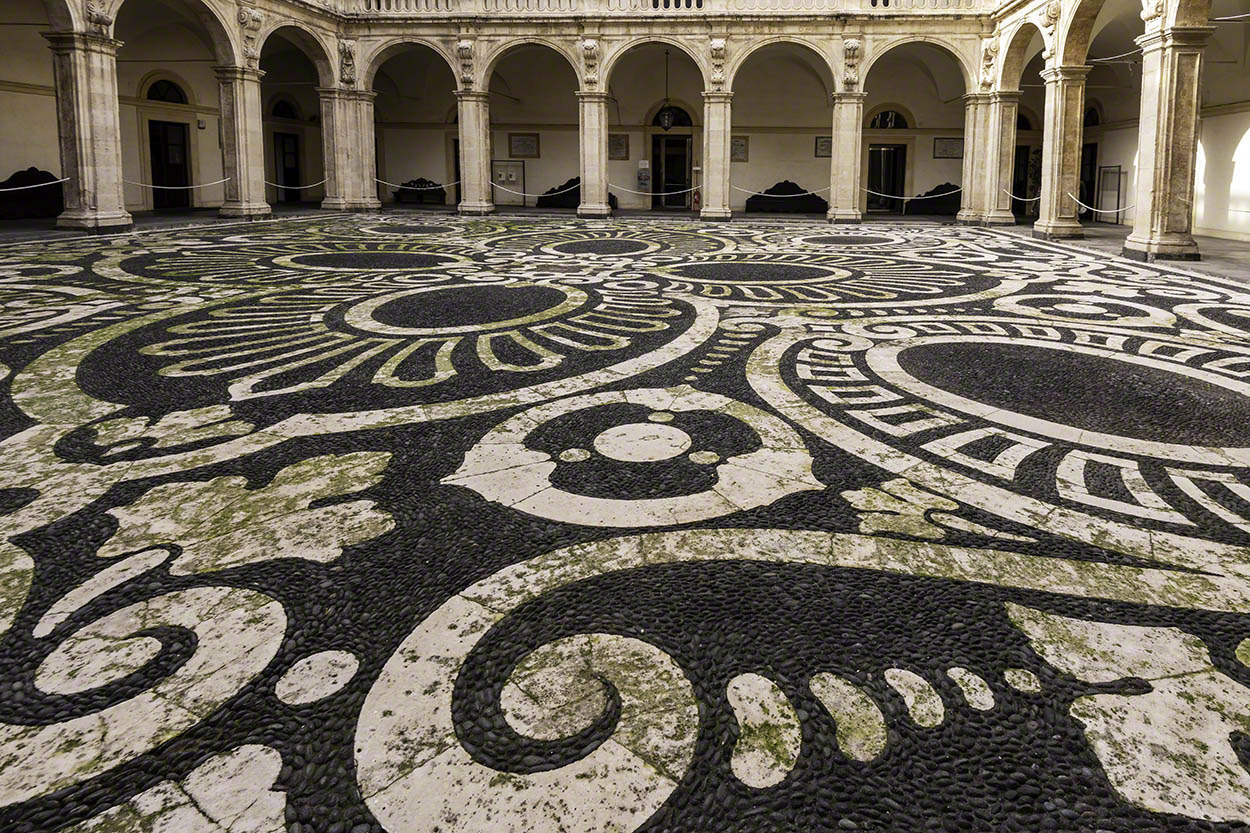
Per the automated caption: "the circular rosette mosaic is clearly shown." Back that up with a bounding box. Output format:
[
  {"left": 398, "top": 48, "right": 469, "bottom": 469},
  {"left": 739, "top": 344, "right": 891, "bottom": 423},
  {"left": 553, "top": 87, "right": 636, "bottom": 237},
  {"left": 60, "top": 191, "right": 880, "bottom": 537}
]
[
  {"left": 476, "top": 223, "right": 728, "bottom": 260},
  {"left": 751, "top": 315, "right": 1250, "bottom": 574},
  {"left": 42, "top": 281, "right": 717, "bottom": 464},
  {"left": 650, "top": 250, "right": 1028, "bottom": 306},
  {"left": 443, "top": 385, "right": 820, "bottom": 527}
]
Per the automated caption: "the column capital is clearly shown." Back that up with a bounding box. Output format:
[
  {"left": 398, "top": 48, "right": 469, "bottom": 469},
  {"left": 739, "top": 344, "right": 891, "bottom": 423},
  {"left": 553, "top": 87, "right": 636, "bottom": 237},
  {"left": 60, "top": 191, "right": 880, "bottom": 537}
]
[
  {"left": 42, "top": 31, "right": 121, "bottom": 56},
  {"left": 1137, "top": 24, "right": 1217, "bottom": 52},
  {"left": 214, "top": 65, "right": 264, "bottom": 84},
  {"left": 317, "top": 87, "right": 376, "bottom": 102},
  {"left": 989, "top": 90, "right": 1022, "bottom": 104},
  {"left": 962, "top": 92, "right": 993, "bottom": 105},
  {"left": 1040, "top": 65, "right": 1092, "bottom": 83},
  {"left": 455, "top": 89, "right": 490, "bottom": 104},
  {"left": 576, "top": 90, "right": 611, "bottom": 103},
  {"left": 832, "top": 91, "right": 867, "bottom": 104},
  {"left": 702, "top": 90, "right": 733, "bottom": 103}
]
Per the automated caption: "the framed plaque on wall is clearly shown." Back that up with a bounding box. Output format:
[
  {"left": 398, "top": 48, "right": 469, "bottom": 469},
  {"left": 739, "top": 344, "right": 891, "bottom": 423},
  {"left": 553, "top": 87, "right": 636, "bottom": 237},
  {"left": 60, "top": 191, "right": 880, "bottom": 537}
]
[
  {"left": 933, "top": 137, "right": 964, "bottom": 159},
  {"left": 731, "top": 136, "right": 749, "bottom": 162},
  {"left": 814, "top": 136, "right": 833, "bottom": 158},
  {"left": 508, "top": 133, "right": 540, "bottom": 159},
  {"left": 608, "top": 133, "right": 630, "bottom": 161}
]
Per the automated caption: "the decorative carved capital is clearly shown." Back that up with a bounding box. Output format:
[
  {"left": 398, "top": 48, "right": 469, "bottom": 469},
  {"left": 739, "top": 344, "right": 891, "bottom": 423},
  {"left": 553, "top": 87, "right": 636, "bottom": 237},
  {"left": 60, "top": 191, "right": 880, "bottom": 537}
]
[
  {"left": 339, "top": 39, "right": 357, "bottom": 86},
  {"left": 236, "top": 3, "right": 264, "bottom": 69},
  {"left": 1041, "top": 0, "right": 1061, "bottom": 32},
  {"left": 708, "top": 37, "right": 727, "bottom": 91},
  {"left": 842, "top": 37, "right": 861, "bottom": 91},
  {"left": 456, "top": 39, "right": 475, "bottom": 89}
]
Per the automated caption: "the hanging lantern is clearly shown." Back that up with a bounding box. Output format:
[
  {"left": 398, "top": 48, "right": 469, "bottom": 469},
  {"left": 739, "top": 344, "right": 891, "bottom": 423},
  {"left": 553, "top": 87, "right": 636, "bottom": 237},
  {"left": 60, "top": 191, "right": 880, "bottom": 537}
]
[{"left": 658, "top": 49, "right": 675, "bottom": 132}]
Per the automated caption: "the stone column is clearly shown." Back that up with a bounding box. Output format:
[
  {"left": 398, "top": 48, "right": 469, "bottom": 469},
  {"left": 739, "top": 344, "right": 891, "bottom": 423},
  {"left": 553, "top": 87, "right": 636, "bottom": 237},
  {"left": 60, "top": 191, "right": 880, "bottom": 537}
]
[
  {"left": 982, "top": 91, "right": 1022, "bottom": 225},
  {"left": 577, "top": 91, "right": 611, "bottom": 217},
  {"left": 958, "top": 92, "right": 992, "bottom": 224},
  {"left": 216, "top": 66, "right": 271, "bottom": 219},
  {"left": 43, "top": 32, "right": 131, "bottom": 232},
  {"left": 1033, "top": 65, "right": 1090, "bottom": 239},
  {"left": 827, "top": 92, "right": 865, "bottom": 223},
  {"left": 320, "top": 88, "right": 381, "bottom": 211},
  {"left": 456, "top": 90, "right": 494, "bottom": 215},
  {"left": 701, "top": 91, "right": 733, "bottom": 220},
  {"left": 1123, "top": 26, "right": 1215, "bottom": 261}
]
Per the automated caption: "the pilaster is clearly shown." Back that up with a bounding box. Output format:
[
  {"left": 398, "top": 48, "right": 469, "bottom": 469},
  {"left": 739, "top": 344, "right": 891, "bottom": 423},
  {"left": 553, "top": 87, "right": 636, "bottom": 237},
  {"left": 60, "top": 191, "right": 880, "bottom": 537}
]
[
  {"left": 319, "top": 88, "right": 381, "bottom": 212},
  {"left": 701, "top": 91, "right": 733, "bottom": 221},
  {"left": 958, "top": 92, "right": 992, "bottom": 224},
  {"left": 1033, "top": 65, "right": 1090, "bottom": 240},
  {"left": 1122, "top": 26, "right": 1215, "bottom": 261},
  {"left": 828, "top": 92, "right": 866, "bottom": 223},
  {"left": 577, "top": 91, "right": 611, "bottom": 218},
  {"left": 43, "top": 32, "right": 132, "bottom": 232},
  {"left": 216, "top": 66, "right": 271, "bottom": 219},
  {"left": 982, "top": 91, "right": 1022, "bottom": 225},
  {"left": 456, "top": 90, "right": 494, "bottom": 215}
]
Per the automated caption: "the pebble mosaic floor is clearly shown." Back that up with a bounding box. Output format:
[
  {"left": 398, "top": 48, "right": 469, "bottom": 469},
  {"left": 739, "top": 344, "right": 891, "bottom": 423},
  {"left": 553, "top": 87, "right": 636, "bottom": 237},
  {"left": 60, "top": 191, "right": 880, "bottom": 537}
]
[{"left": 2, "top": 214, "right": 1250, "bottom": 832}]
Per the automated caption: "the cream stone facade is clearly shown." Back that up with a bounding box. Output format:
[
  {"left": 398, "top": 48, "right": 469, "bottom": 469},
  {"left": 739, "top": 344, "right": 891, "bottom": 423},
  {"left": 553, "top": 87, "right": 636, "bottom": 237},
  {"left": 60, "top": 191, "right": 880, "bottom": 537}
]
[{"left": 0, "top": 0, "right": 1246, "bottom": 259}]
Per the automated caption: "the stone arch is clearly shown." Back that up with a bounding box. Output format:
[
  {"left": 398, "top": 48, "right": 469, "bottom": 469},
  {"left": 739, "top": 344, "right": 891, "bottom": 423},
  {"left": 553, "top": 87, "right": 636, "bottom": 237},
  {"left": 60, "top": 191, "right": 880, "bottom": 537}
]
[
  {"left": 257, "top": 24, "right": 335, "bottom": 88},
  {"left": 724, "top": 36, "right": 834, "bottom": 93},
  {"left": 478, "top": 38, "right": 581, "bottom": 92},
  {"left": 1058, "top": 0, "right": 1109, "bottom": 65},
  {"left": 998, "top": 19, "right": 1046, "bottom": 91},
  {"left": 109, "top": 0, "right": 238, "bottom": 66},
  {"left": 601, "top": 36, "right": 710, "bottom": 90},
  {"left": 137, "top": 69, "right": 198, "bottom": 106},
  {"left": 1170, "top": 0, "right": 1213, "bottom": 27},
  {"left": 859, "top": 35, "right": 976, "bottom": 94},
  {"left": 361, "top": 38, "right": 459, "bottom": 92},
  {"left": 642, "top": 98, "right": 702, "bottom": 126},
  {"left": 38, "top": 0, "right": 77, "bottom": 31}
]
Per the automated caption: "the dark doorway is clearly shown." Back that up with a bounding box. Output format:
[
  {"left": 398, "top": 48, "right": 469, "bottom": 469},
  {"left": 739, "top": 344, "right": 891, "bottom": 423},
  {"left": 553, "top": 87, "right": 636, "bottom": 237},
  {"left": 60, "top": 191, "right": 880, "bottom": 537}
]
[
  {"left": 148, "top": 120, "right": 190, "bottom": 209},
  {"left": 274, "top": 132, "right": 301, "bottom": 203},
  {"left": 1011, "top": 145, "right": 1032, "bottom": 218},
  {"left": 866, "top": 144, "right": 906, "bottom": 213},
  {"left": 651, "top": 134, "right": 692, "bottom": 210},
  {"left": 453, "top": 138, "right": 462, "bottom": 206},
  {"left": 1078, "top": 142, "right": 1098, "bottom": 221}
]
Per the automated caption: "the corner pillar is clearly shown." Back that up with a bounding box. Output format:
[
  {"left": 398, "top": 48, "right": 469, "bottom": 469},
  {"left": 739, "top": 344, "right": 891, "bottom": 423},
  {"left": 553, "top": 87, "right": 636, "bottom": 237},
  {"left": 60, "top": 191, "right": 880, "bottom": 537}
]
[
  {"left": 577, "top": 91, "right": 611, "bottom": 218},
  {"left": 216, "top": 66, "right": 271, "bottom": 219},
  {"left": 1033, "top": 65, "right": 1090, "bottom": 239},
  {"left": 982, "top": 91, "right": 1022, "bottom": 225},
  {"left": 701, "top": 91, "right": 733, "bottom": 221},
  {"left": 456, "top": 90, "right": 494, "bottom": 215},
  {"left": 1122, "top": 26, "right": 1215, "bottom": 261},
  {"left": 319, "top": 88, "right": 381, "bottom": 212},
  {"left": 957, "top": 92, "right": 992, "bottom": 224},
  {"left": 43, "top": 32, "right": 131, "bottom": 232},
  {"left": 828, "top": 92, "right": 865, "bottom": 223}
]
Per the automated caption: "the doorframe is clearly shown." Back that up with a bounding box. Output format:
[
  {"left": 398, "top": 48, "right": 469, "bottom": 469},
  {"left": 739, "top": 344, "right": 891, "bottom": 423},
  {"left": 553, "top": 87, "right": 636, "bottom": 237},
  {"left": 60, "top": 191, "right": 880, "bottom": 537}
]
[
  {"left": 271, "top": 130, "right": 303, "bottom": 204},
  {"left": 264, "top": 117, "right": 316, "bottom": 204},
  {"left": 650, "top": 132, "right": 696, "bottom": 210},
  {"left": 859, "top": 133, "right": 915, "bottom": 214},
  {"left": 137, "top": 110, "right": 201, "bottom": 212}
]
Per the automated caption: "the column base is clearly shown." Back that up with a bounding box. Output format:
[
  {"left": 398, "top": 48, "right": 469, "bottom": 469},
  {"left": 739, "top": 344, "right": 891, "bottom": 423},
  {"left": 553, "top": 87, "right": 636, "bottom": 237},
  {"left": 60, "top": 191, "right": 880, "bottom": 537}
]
[
  {"left": 1032, "top": 220, "right": 1084, "bottom": 240},
  {"left": 827, "top": 210, "right": 862, "bottom": 224},
  {"left": 956, "top": 210, "right": 983, "bottom": 225},
  {"left": 458, "top": 202, "right": 496, "bottom": 216},
  {"left": 577, "top": 204, "right": 612, "bottom": 219},
  {"left": 981, "top": 210, "right": 1018, "bottom": 226},
  {"left": 321, "top": 198, "right": 381, "bottom": 212},
  {"left": 700, "top": 209, "right": 732, "bottom": 222},
  {"left": 218, "top": 203, "right": 272, "bottom": 220},
  {"left": 1122, "top": 233, "right": 1201, "bottom": 262},
  {"left": 56, "top": 209, "right": 134, "bottom": 233}
]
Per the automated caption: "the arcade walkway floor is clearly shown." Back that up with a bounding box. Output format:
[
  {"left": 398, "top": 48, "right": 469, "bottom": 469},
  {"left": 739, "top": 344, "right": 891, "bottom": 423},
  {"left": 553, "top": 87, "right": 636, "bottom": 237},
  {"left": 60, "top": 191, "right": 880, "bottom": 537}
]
[{"left": 3, "top": 214, "right": 1250, "bottom": 833}]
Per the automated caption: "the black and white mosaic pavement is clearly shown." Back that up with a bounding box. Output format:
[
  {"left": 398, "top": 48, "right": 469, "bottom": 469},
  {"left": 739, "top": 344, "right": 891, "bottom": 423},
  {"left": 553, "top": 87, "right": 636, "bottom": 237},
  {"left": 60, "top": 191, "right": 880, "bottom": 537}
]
[{"left": 3, "top": 214, "right": 1250, "bottom": 832}]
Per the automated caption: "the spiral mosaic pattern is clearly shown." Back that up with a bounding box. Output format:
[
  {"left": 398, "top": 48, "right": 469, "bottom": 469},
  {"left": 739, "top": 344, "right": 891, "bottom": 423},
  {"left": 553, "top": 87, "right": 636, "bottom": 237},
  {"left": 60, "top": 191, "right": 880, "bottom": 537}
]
[{"left": 3, "top": 214, "right": 1250, "bottom": 832}]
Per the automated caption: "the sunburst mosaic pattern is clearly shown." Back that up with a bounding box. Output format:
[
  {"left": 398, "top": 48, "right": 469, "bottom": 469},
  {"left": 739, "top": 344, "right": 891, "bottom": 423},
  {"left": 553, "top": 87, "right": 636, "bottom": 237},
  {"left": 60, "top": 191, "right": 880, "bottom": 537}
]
[{"left": 3, "top": 214, "right": 1250, "bottom": 832}]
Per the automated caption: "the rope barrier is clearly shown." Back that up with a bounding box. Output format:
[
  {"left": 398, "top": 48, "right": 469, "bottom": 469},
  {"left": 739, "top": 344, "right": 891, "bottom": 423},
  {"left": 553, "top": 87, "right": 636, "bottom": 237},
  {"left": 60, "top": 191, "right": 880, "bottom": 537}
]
[
  {"left": 1067, "top": 192, "right": 1136, "bottom": 214},
  {"left": 862, "top": 186, "right": 963, "bottom": 201},
  {"left": 1213, "top": 12, "right": 1250, "bottom": 20},
  {"left": 265, "top": 178, "right": 327, "bottom": 190},
  {"left": 1089, "top": 47, "right": 1142, "bottom": 62},
  {"left": 1002, "top": 189, "right": 1042, "bottom": 202},
  {"left": 376, "top": 178, "right": 460, "bottom": 190},
  {"left": 0, "top": 176, "right": 70, "bottom": 192},
  {"left": 124, "top": 177, "right": 230, "bottom": 190},
  {"left": 491, "top": 181, "right": 581, "bottom": 199},
  {"left": 609, "top": 183, "right": 700, "bottom": 196},
  {"left": 731, "top": 185, "right": 831, "bottom": 197}
]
